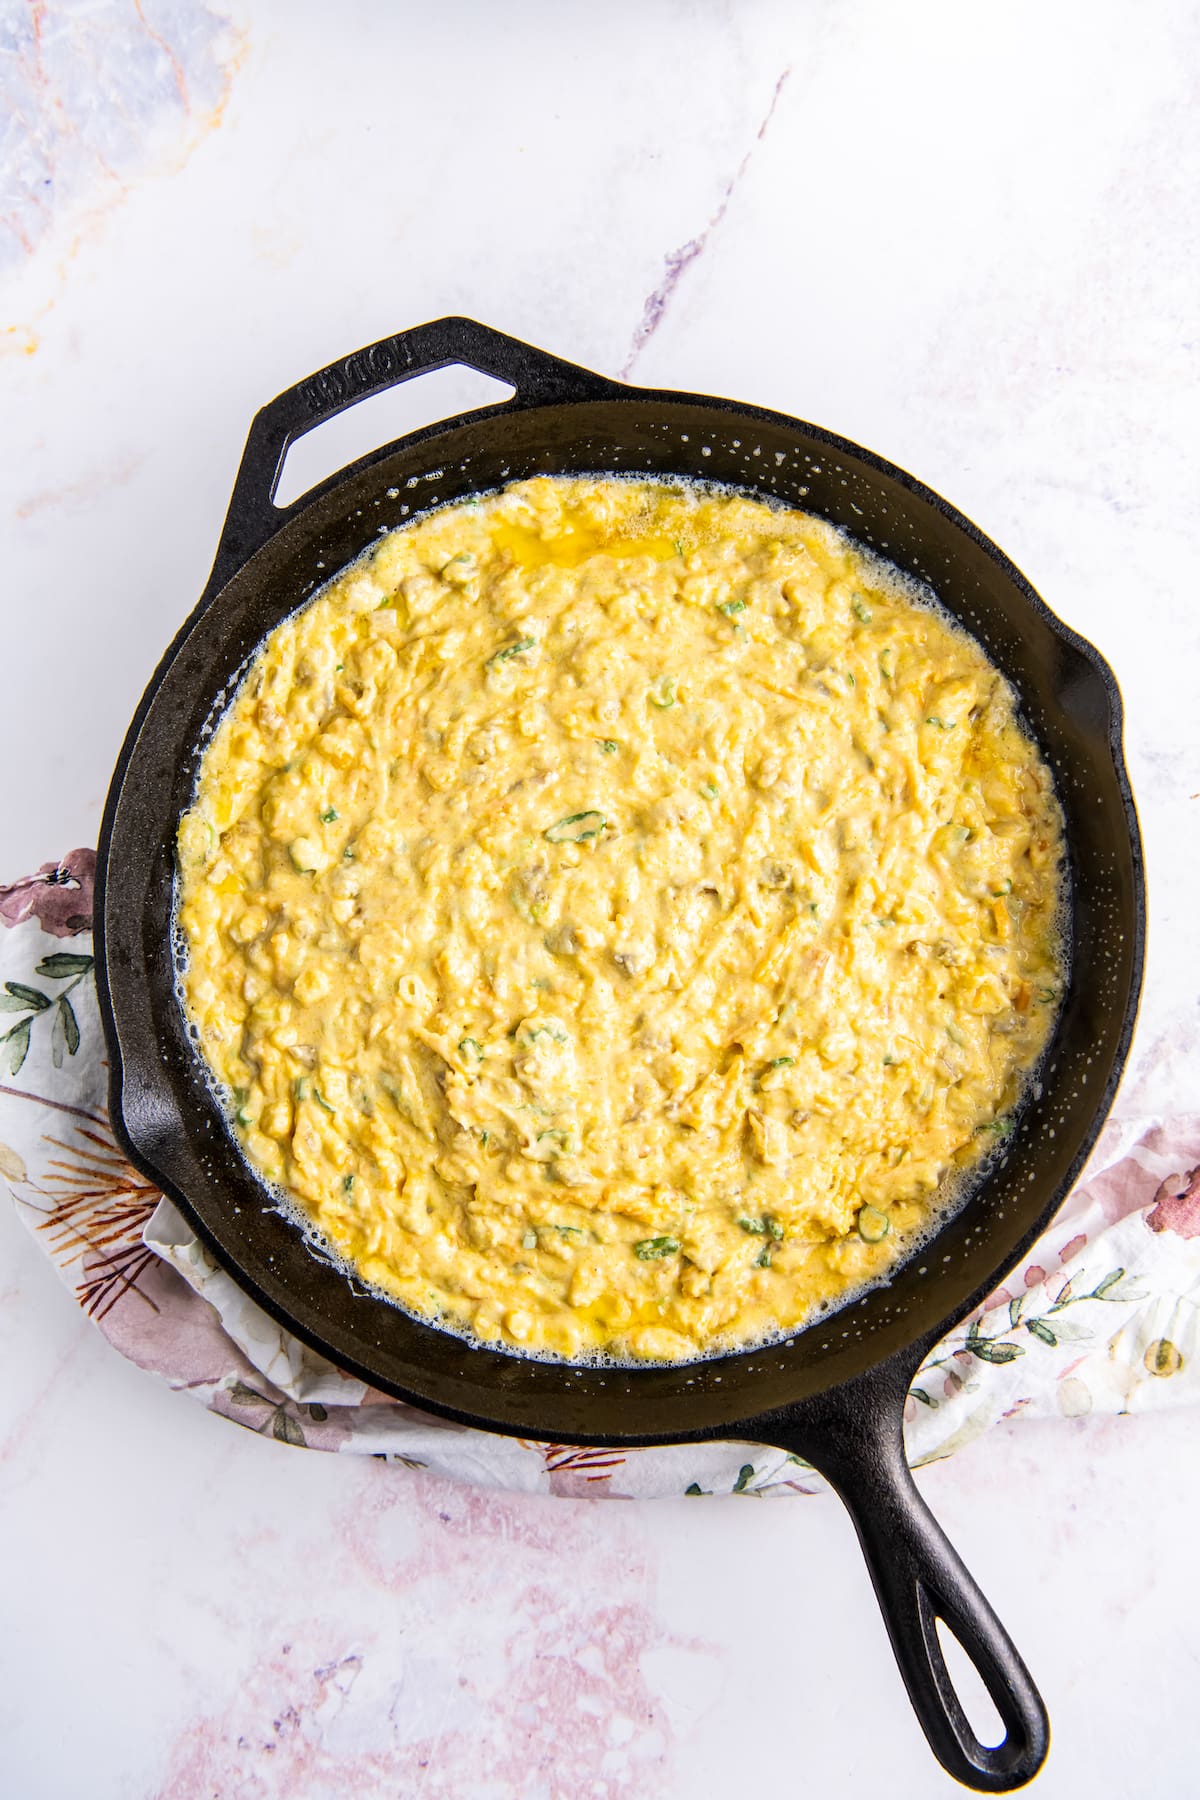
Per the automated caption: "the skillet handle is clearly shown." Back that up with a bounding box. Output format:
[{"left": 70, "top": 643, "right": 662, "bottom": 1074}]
[
  {"left": 205, "top": 317, "right": 618, "bottom": 593},
  {"left": 747, "top": 1354, "right": 1049, "bottom": 1792}
]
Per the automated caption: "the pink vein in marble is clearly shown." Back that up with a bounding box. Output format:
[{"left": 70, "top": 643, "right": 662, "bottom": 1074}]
[
  {"left": 153, "top": 1463, "right": 717, "bottom": 1797},
  {"left": 621, "top": 67, "right": 791, "bottom": 379},
  {"left": 0, "top": 0, "right": 237, "bottom": 276}
]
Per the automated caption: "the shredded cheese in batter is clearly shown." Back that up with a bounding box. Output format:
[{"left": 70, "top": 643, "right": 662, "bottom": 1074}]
[{"left": 176, "top": 477, "right": 1065, "bottom": 1362}]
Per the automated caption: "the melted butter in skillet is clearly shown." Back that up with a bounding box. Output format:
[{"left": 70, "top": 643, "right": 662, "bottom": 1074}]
[{"left": 176, "top": 477, "right": 1065, "bottom": 1362}]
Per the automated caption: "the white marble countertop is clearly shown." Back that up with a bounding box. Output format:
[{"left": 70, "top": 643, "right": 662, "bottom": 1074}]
[{"left": 2, "top": 3, "right": 1198, "bottom": 1795}]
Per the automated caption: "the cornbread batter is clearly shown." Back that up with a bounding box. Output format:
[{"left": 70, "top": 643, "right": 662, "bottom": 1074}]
[{"left": 176, "top": 478, "right": 1065, "bottom": 1361}]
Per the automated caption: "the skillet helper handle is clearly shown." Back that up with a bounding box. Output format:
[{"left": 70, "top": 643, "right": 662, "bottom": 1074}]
[
  {"left": 756, "top": 1359, "right": 1049, "bottom": 1792},
  {"left": 205, "top": 316, "right": 618, "bottom": 594}
]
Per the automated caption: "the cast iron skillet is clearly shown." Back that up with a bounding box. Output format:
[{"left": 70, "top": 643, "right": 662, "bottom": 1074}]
[{"left": 95, "top": 318, "right": 1144, "bottom": 1791}]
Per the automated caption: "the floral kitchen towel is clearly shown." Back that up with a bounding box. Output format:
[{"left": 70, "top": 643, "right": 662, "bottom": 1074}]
[{"left": 3, "top": 851, "right": 1198, "bottom": 1499}]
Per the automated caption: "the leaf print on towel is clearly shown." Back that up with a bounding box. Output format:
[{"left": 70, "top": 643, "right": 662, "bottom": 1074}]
[
  {"left": 223, "top": 1381, "right": 310, "bottom": 1448},
  {"left": 23, "top": 1116, "right": 161, "bottom": 1319},
  {"left": 530, "top": 1442, "right": 633, "bottom": 1495},
  {"left": 0, "top": 849, "right": 95, "bottom": 937},
  {"left": 0, "top": 952, "right": 93, "bottom": 1074},
  {"left": 964, "top": 1317, "right": 1025, "bottom": 1364},
  {"left": 910, "top": 1261, "right": 1152, "bottom": 1406},
  {"left": 918, "top": 1318, "right": 1025, "bottom": 1389},
  {"left": 1015, "top": 1267, "right": 1149, "bottom": 1348},
  {"left": 685, "top": 1458, "right": 797, "bottom": 1497}
]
